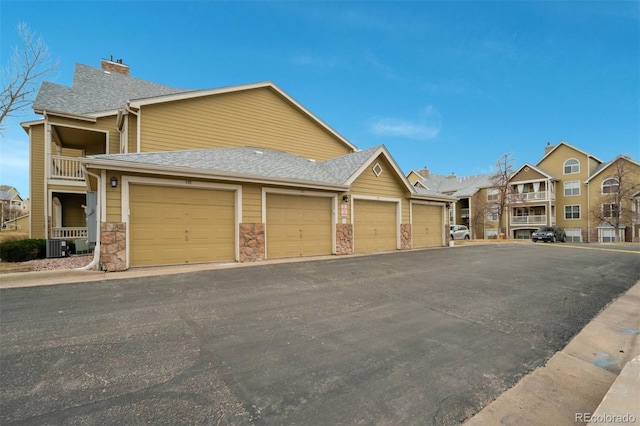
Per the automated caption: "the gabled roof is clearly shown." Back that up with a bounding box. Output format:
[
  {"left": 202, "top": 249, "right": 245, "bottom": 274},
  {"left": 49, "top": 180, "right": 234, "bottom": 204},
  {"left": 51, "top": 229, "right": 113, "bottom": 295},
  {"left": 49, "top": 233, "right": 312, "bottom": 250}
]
[
  {"left": 33, "top": 63, "right": 358, "bottom": 152},
  {"left": 411, "top": 172, "right": 492, "bottom": 198},
  {"left": 510, "top": 163, "right": 559, "bottom": 182},
  {"left": 0, "top": 186, "right": 22, "bottom": 202},
  {"left": 585, "top": 155, "right": 640, "bottom": 183},
  {"left": 82, "top": 145, "right": 452, "bottom": 201},
  {"left": 537, "top": 141, "right": 602, "bottom": 165},
  {"left": 34, "top": 64, "right": 191, "bottom": 115}
]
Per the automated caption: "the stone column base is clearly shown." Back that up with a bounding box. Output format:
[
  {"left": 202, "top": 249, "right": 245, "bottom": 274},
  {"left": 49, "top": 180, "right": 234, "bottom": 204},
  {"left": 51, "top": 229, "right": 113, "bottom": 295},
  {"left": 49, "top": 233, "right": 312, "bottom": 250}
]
[
  {"left": 401, "top": 224, "right": 412, "bottom": 249},
  {"left": 100, "top": 222, "right": 126, "bottom": 272},
  {"left": 336, "top": 224, "right": 353, "bottom": 255},
  {"left": 240, "top": 223, "right": 265, "bottom": 262}
]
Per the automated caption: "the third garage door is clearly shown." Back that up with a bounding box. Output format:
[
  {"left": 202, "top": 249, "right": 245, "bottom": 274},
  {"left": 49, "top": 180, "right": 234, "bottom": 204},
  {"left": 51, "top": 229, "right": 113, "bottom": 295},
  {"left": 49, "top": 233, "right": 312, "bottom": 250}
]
[
  {"left": 412, "top": 203, "right": 444, "bottom": 248},
  {"left": 266, "top": 194, "right": 333, "bottom": 258},
  {"left": 353, "top": 199, "right": 397, "bottom": 253}
]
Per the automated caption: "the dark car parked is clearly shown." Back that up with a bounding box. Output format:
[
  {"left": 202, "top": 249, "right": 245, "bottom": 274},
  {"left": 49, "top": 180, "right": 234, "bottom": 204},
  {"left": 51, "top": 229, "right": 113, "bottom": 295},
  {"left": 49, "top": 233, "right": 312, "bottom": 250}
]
[{"left": 532, "top": 226, "right": 566, "bottom": 243}]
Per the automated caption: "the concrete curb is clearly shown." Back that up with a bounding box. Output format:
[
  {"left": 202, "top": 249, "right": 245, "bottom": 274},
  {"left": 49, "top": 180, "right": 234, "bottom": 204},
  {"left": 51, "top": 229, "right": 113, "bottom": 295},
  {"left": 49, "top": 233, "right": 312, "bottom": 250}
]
[
  {"left": 588, "top": 355, "right": 640, "bottom": 425},
  {"left": 465, "top": 280, "right": 640, "bottom": 426}
]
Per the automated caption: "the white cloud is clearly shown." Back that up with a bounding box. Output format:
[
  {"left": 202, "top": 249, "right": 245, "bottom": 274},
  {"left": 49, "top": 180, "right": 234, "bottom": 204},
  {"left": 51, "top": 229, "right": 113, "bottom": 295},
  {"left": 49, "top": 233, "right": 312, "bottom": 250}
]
[{"left": 370, "top": 105, "right": 441, "bottom": 140}]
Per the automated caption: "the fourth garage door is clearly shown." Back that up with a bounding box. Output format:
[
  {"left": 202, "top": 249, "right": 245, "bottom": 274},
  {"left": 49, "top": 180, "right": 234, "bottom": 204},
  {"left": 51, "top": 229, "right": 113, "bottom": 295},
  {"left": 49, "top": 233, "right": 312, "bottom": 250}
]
[
  {"left": 266, "top": 194, "right": 333, "bottom": 259},
  {"left": 353, "top": 199, "right": 397, "bottom": 253},
  {"left": 129, "top": 184, "right": 235, "bottom": 267}
]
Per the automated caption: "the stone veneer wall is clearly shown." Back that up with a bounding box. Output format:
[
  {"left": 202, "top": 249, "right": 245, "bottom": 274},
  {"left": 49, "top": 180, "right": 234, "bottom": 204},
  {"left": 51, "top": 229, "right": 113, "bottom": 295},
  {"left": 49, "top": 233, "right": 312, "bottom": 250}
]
[
  {"left": 100, "top": 222, "right": 126, "bottom": 272},
  {"left": 401, "top": 224, "right": 412, "bottom": 249},
  {"left": 336, "top": 224, "right": 353, "bottom": 255},
  {"left": 239, "top": 223, "right": 265, "bottom": 262}
]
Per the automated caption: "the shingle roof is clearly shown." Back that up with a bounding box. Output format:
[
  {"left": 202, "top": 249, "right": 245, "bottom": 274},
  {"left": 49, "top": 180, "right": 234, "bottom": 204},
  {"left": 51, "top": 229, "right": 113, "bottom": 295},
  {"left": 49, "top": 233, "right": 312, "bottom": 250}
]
[
  {"left": 416, "top": 173, "right": 493, "bottom": 197},
  {"left": 33, "top": 64, "right": 191, "bottom": 115},
  {"left": 86, "top": 146, "right": 384, "bottom": 187}
]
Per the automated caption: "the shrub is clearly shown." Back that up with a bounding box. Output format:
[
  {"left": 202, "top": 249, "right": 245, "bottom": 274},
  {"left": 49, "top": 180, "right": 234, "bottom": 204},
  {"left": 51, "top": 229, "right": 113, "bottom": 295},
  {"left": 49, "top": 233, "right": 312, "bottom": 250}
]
[{"left": 0, "top": 239, "right": 47, "bottom": 262}]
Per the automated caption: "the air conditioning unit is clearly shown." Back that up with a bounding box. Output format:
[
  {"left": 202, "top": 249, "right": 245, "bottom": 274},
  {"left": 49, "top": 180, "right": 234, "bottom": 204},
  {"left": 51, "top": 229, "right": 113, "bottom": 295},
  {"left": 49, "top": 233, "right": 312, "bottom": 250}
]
[{"left": 46, "top": 240, "right": 68, "bottom": 258}]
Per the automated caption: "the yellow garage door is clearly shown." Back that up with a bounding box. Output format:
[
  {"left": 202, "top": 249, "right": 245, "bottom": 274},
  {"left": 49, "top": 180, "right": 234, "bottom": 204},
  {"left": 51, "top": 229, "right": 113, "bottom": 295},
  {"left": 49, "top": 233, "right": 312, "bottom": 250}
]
[
  {"left": 354, "top": 199, "right": 397, "bottom": 253},
  {"left": 266, "top": 194, "right": 332, "bottom": 258},
  {"left": 130, "top": 185, "right": 235, "bottom": 266},
  {"left": 412, "top": 204, "right": 444, "bottom": 248}
]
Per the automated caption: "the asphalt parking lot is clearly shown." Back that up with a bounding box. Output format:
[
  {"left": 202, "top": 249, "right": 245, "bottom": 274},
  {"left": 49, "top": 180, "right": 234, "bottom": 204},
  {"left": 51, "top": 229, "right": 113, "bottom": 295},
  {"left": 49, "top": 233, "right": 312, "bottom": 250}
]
[{"left": 1, "top": 243, "right": 639, "bottom": 425}]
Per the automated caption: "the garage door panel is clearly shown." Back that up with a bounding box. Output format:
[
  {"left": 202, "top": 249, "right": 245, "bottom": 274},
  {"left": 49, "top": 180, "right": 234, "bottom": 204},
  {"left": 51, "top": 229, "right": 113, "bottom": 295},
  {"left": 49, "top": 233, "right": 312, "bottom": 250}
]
[
  {"left": 266, "top": 194, "right": 332, "bottom": 259},
  {"left": 354, "top": 200, "right": 397, "bottom": 253},
  {"left": 130, "top": 184, "right": 235, "bottom": 267},
  {"left": 412, "top": 204, "right": 443, "bottom": 248}
]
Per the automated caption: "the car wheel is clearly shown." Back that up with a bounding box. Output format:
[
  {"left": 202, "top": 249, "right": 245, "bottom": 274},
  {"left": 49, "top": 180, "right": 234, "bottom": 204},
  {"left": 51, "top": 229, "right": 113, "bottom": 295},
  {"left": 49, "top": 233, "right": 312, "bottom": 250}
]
[
  {"left": 552, "top": 236, "right": 557, "bottom": 243},
  {"left": 450, "top": 235, "right": 454, "bottom": 240},
  {"left": 464, "top": 235, "right": 470, "bottom": 240}
]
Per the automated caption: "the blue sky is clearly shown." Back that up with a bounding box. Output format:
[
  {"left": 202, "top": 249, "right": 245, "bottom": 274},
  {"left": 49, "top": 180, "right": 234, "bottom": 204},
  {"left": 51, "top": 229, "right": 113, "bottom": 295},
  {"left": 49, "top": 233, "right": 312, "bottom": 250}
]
[{"left": 1, "top": 1, "right": 638, "bottom": 198}]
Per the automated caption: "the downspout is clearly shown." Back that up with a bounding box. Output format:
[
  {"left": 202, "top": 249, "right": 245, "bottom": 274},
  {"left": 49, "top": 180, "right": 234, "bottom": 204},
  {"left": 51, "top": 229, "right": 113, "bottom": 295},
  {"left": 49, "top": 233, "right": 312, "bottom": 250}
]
[
  {"left": 76, "top": 167, "right": 101, "bottom": 271},
  {"left": 125, "top": 102, "right": 139, "bottom": 153}
]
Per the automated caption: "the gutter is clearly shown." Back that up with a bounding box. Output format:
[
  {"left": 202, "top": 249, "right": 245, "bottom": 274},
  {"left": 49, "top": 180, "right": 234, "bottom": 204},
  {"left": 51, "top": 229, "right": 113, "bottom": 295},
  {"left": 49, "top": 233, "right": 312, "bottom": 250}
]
[{"left": 76, "top": 167, "right": 101, "bottom": 271}]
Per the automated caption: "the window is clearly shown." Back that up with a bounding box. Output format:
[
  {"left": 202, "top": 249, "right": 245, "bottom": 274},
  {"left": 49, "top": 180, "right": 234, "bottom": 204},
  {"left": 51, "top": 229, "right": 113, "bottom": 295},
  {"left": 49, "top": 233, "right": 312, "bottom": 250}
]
[
  {"left": 487, "top": 188, "right": 499, "bottom": 201},
  {"left": 601, "top": 203, "right": 619, "bottom": 218},
  {"left": 486, "top": 208, "right": 498, "bottom": 222},
  {"left": 563, "top": 180, "right": 580, "bottom": 196},
  {"left": 564, "top": 205, "right": 580, "bottom": 219},
  {"left": 601, "top": 178, "right": 619, "bottom": 194},
  {"left": 565, "top": 228, "right": 582, "bottom": 242},
  {"left": 563, "top": 159, "right": 579, "bottom": 174}
]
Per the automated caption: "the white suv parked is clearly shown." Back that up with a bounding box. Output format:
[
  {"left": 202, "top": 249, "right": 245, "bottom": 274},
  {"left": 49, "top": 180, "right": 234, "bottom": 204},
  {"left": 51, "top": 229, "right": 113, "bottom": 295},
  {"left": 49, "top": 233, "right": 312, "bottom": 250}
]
[{"left": 450, "top": 225, "right": 470, "bottom": 240}]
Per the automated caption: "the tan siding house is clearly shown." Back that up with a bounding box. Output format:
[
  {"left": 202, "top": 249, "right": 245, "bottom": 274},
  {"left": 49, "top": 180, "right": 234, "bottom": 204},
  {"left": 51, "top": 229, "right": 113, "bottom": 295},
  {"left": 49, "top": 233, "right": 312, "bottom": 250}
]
[{"left": 24, "top": 60, "right": 452, "bottom": 270}]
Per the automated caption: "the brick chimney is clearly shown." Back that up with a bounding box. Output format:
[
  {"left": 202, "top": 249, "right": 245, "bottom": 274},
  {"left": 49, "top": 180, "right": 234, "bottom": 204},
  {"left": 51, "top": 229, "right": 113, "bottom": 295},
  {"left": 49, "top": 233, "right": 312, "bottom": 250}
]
[
  {"left": 101, "top": 56, "right": 130, "bottom": 76},
  {"left": 544, "top": 142, "right": 554, "bottom": 155},
  {"left": 418, "top": 167, "right": 430, "bottom": 177}
]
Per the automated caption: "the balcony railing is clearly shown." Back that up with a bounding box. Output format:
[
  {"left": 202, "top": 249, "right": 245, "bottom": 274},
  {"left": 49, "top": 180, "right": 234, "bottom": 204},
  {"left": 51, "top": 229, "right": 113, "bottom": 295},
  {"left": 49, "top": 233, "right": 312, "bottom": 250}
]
[
  {"left": 50, "top": 156, "right": 85, "bottom": 181},
  {"left": 511, "top": 191, "right": 554, "bottom": 202},
  {"left": 510, "top": 215, "right": 546, "bottom": 225},
  {"left": 460, "top": 208, "right": 470, "bottom": 219},
  {"left": 51, "top": 227, "right": 87, "bottom": 239}
]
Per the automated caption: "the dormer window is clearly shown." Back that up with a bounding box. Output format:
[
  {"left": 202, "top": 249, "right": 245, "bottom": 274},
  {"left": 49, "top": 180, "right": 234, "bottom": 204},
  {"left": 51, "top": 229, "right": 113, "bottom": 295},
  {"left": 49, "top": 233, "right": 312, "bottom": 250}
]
[
  {"left": 602, "top": 178, "right": 619, "bottom": 194},
  {"left": 563, "top": 159, "right": 579, "bottom": 174}
]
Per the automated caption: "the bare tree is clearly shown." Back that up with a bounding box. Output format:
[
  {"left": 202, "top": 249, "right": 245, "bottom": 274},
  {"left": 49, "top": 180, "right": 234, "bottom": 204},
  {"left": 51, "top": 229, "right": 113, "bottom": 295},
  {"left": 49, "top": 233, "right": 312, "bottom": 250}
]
[
  {"left": 0, "top": 23, "right": 58, "bottom": 132},
  {"left": 490, "top": 153, "right": 516, "bottom": 237},
  {"left": 591, "top": 156, "right": 640, "bottom": 242}
]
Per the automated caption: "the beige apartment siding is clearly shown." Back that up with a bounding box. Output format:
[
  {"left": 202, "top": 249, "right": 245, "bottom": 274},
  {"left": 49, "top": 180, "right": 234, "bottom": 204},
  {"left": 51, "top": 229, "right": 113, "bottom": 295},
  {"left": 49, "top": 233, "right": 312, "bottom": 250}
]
[
  {"left": 350, "top": 155, "right": 411, "bottom": 223},
  {"left": 511, "top": 167, "right": 546, "bottom": 182},
  {"left": 406, "top": 171, "right": 423, "bottom": 186},
  {"left": 139, "top": 87, "right": 353, "bottom": 160},
  {"left": 242, "top": 184, "right": 262, "bottom": 224},
  {"left": 105, "top": 177, "right": 123, "bottom": 223},
  {"left": 587, "top": 159, "right": 640, "bottom": 232},
  {"left": 127, "top": 116, "right": 137, "bottom": 153},
  {"left": 30, "top": 124, "right": 46, "bottom": 238}
]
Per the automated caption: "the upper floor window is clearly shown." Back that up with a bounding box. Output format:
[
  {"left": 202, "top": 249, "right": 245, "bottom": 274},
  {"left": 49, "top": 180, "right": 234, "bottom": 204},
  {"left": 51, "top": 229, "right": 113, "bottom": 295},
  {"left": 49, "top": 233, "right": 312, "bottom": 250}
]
[
  {"left": 487, "top": 188, "right": 499, "bottom": 201},
  {"left": 563, "top": 158, "right": 580, "bottom": 174},
  {"left": 563, "top": 180, "right": 580, "bottom": 196},
  {"left": 601, "top": 178, "right": 619, "bottom": 194},
  {"left": 601, "top": 203, "right": 619, "bottom": 218},
  {"left": 564, "top": 205, "right": 580, "bottom": 220}
]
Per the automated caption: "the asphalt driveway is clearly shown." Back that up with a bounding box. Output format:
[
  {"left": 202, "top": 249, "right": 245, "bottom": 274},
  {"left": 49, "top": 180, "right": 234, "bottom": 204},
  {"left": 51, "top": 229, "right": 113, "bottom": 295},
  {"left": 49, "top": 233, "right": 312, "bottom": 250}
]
[{"left": 1, "top": 243, "right": 639, "bottom": 425}]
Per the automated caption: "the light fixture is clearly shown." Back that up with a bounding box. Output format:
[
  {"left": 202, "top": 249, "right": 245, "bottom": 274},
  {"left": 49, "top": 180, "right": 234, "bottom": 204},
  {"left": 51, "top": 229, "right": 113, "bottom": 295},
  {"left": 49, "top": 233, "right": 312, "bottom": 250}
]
[
  {"left": 110, "top": 176, "right": 118, "bottom": 188},
  {"left": 342, "top": 195, "right": 349, "bottom": 203}
]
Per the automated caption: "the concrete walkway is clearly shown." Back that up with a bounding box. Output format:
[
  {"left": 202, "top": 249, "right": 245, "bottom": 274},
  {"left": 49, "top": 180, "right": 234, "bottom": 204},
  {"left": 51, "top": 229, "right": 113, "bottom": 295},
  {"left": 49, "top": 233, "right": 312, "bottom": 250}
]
[
  {"left": 465, "top": 281, "right": 640, "bottom": 426},
  {"left": 1, "top": 253, "right": 638, "bottom": 425}
]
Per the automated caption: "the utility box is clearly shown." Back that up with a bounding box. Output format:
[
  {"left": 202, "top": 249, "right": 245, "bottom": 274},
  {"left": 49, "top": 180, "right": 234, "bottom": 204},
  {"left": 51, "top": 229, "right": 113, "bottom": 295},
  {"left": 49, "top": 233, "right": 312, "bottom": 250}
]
[{"left": 46, "top": 240, "right": 68, "bottom": 258}]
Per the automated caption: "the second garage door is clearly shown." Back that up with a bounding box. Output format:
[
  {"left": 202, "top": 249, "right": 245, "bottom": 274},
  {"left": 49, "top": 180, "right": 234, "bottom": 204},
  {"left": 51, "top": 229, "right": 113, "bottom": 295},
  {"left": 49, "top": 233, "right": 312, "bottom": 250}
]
[
  {"left": 353, "top": 199, "right": 398, "bottom": 253},
  {"left": 412, "top": 203, "right": 444, "bottom": 248},
  {"left": 129, "top": 184, "right": 235, "bottom": 266},
  {"left": 266, "top": 194, "right": 333, "bottom": 258}
]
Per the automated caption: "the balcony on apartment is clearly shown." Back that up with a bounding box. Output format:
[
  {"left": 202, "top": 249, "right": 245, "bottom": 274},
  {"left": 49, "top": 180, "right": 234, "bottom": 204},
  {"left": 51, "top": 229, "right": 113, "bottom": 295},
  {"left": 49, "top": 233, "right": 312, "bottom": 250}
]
[
  {"left": 510, "top": 206, "right": 555, "bottom": 226},
  {"left": 510, "top": 181, "right": 555, "bottom": 203},
  {"left": 50, "top": 155, "right": 85, "bottom": 181}
]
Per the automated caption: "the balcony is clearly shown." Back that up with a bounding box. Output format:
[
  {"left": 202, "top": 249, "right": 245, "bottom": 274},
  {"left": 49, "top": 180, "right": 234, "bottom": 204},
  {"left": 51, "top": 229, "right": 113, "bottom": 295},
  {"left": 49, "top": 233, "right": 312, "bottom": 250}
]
[
  {"left": 50, "top": 156, "right": 85, "bottom": 181},
  {"left": 51, "top": 227, "right": 87, "bottom": 239},
  {"left": 460, "top": 208, "right": 470, "bottom": 219},
  {"left": 511, "top": 191, "right": 554, "bottom": 203},
  {"left": 510, "top": 215, "right": 546, "bottom": 225}
]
